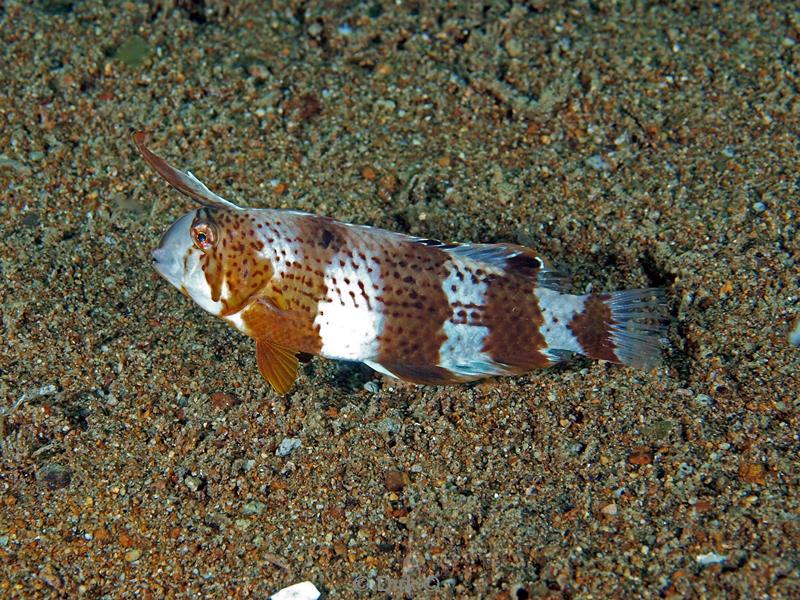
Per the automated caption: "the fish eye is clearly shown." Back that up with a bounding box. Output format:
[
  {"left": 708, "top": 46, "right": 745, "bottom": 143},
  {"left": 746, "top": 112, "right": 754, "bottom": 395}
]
[{"left": 191, "top": 222, "right": 216, "bottom": 251}]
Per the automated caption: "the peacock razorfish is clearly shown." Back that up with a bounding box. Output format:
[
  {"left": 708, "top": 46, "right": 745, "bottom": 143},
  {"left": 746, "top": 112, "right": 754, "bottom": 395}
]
[{"left": 136, "top": 132, "right": 668, "bottom": 394}]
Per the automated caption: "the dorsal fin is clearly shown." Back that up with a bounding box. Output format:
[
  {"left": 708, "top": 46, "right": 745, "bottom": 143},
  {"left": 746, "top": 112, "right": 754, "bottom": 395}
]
[
  {"left": 417, "top": 238, "right": 573, "bottom": 291},
  {"left": 133, "top": 131, "right": 243, "bottom": 210}
]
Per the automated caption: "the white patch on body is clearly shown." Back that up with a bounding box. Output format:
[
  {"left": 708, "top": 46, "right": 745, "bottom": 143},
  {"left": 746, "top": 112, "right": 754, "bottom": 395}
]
[
  {"left": 225, "top": 310, "right": 247, "bottom": 335},
  {"left": 534, "top": 287, "right": 586, "bottom": 360},
  {"left": 437, "top": 260, "right": 506, "bottom": 377},
  {"left": 314, "top": 253, "right": 384, "bottom": 360}
]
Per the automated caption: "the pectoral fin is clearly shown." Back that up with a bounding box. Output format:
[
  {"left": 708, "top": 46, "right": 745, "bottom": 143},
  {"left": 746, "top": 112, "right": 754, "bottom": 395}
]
[{"left": 256, "top": 339, "right": 299, "bottom": 395}]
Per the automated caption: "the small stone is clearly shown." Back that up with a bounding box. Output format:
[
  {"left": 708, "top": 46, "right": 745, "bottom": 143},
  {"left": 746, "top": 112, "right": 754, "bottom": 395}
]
[
  {"left": 751, "top": 201, "right": 766, "bottom": 213},
  {"left": 36, "top": 464, "right": 72, "bottom": 490},
  {"left": 185, "top": 475, "right": 204, "bottom": 492},
  {"left": 243, "top": 501, "right": 267, "bottom": 516},
  {"left": 569, "top": 442, "right": 585, "bottom": 455},
  {"left": 308, "top": 22, "right": 323, "bottom": 37},
  {"left": 210, "top": 392, "right": 239, "bottom": 409},
  {"left": 384, "top": 470, "right": 408, "bottom": 492},
  {"left": 361, "top": 166, "right": 376, "bottom": 181},
  {"left": 696, "top": 552, "right": 726, "bottom": 566},
  {"left": 627, "top": 447, "right": 653, "bottom": 465},
  {"left": 586, "top": 154, "right": 611, "bottom": 171},
  {"left": 738, "top": 462, "right": 766, "bottom": 485},
  {"left": 694, "top": 394, "right": 714, "bottom": 406},
  {"left": 276, "top": 437, "right": 302, "bottom": 457},
  {"left": 374, "top": 417, "right": 400, "bottom": 435},
  {"left": 505, "top": 38, "right": 524, "bottom": 57},
  {"left": 363, "top": 380, "right": 380, "bottom": 393},
  {"left": 789, "top": 317, "right": 800, "bottom": 347},
  {"left": 601, "top": 502, "right": 618, "bottom": 516},
  {"left": 124, "top": 549, "right": 141, "bottom": 563},
  {"left": 113, "top": 35, "right": 150, "bottom": 68},
  {"left": 694, "top": 500, "right": 713, "bottom": 513},
  {"left": 271, "top": 580, "right": 321, "bottom": 600}
]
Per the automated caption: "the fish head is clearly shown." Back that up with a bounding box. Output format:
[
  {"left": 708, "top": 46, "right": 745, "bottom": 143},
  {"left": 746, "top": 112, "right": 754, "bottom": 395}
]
[{"left": 152, "top": 207, "right": 274, "bottom": 317}]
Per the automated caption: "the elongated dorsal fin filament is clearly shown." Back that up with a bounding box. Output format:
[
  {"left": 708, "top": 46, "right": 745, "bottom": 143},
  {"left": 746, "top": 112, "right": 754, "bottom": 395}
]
[{"left": 133, "top": 131, "right": 243, "bottom": 210}]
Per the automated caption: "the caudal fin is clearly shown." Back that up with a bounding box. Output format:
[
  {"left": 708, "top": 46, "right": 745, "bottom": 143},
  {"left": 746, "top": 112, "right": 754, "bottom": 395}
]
[{"left": 571, "top": 288, "right": 668, "bottom": 368}]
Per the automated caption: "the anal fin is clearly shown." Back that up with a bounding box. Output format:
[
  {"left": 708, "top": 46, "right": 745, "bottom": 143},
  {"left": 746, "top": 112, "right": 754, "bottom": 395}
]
[{"left": 256, "top": 339, "right": 299, "bottom": 395}]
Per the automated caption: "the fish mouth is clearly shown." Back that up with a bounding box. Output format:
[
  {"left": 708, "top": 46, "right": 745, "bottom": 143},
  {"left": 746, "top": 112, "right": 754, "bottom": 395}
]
[{"left": 151, "top": 212, "right": 195, "bottom": 287}]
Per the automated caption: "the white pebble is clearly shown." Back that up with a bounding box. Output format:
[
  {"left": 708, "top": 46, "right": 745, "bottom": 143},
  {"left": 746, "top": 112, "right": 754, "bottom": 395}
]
[
  {"left": 790, "top": 318, "right": 800, "bottom": 347},
  {"left": 276, "top": 437, "right": 302, "bottom": 457},
  {"left": 271, "top": 581, "right": 320, "bottom": 600},
  {"left": 696, "top": 552, "right": 726, "bottom": 566}
]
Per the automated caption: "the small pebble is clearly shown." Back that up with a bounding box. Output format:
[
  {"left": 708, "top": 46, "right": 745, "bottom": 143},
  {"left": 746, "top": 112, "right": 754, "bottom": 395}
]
[
  {"left": 628, "top": 447, "right": 653, "bottom": 465},
  {"left": 270, "top": 581, "right": 321, "bottom": 600},
  {"left": 696, "top": 551, "right": 726, "bottom": 566},
  {"left": 601, "top": 502, "right": 618, "bottom": 516},
  {"left": 694, "top": 394, "right": 714, "bottom": 406},
  {"left": 384, "top": 470, "right": 408, "bottom": 492},
  {"left": 363, "top": 380, "right": 380, "bottom": 393},
  {"left": 124, "top": 549, "right": 141, "bottom": 563},
  {"left": 505, "top": 38, "right": 523, "bottom": 57},
  {"left": 113, "top": 35, "right": 150, "bottom": 67},
  {"left": 569, "top": 442, "right": 585, "bottom": 455},
  {"left": 36, "top": 464, "right": 72, "bottom": 490},
  {"left": 307, "top": 23, "right": 322, "bottom": 38},
  {"left": 751, "top": 201, "right": 766, "bottom": 213},
  {"left": 276, "top": 437, "right": 302, "bottom": 457},
  {"left": 210, "top": 392, "right": 239, "bottom": 409},
  {"left": 586, "top": 154, "right": 611, "bottom": 171},
  {"left": 374, "top": 417, "right": 400, "bottom": 435},
  {"left": 185, "top": 475, "right": 204, "bottom": 492},
  {"left": 789, "top": 318, "right": 800, "bottom": 347},
  {"left": 243, "top": 501, "right": 267, "bottom": 516}
]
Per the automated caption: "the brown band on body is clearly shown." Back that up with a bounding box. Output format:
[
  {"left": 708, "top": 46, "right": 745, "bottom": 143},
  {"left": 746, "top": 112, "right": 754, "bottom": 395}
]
[
  {"left": 567, "top": 293, "right": 618, "bottom": 362},
  {"left": 372, "top": 240, "right": 454, "bottom": 383},
  {"left": 480, "top": 272, "right": 549, "bottom": 372}
]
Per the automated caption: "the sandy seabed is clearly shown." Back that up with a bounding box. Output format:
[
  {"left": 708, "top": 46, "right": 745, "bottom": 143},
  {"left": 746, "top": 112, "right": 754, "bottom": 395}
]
[{"left": 1, "top": 1, "right": 798, "bottom": 598}]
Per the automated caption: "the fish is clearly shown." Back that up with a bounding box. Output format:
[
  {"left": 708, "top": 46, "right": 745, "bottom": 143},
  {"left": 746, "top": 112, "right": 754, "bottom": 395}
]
[{"left": 136, "top": 132, "right": 668, "bottom": 394}]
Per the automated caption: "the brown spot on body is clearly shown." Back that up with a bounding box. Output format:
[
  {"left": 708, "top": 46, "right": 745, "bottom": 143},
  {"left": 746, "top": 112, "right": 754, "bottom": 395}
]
[{"left": 568, "top": 294, "right": 618, "bottom": 362}]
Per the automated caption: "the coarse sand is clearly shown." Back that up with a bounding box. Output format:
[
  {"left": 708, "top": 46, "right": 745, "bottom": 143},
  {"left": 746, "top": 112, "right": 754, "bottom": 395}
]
[{"left": 1, "top": 1, "right": 798, "bottom": 597}]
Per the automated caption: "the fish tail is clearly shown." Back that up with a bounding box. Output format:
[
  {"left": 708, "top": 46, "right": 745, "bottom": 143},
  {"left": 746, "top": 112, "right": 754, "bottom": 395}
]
[{"left": 569, "top": 288, "right": 668, "bottom": 368}]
